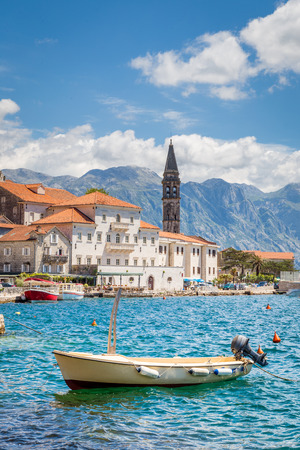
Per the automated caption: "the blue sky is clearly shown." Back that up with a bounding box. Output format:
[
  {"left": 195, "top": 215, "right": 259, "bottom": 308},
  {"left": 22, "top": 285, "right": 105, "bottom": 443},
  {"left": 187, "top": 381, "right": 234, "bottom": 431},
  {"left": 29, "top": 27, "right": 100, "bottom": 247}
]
[{"left": 0, "top": 0, "right": 299, "bottom": 191}]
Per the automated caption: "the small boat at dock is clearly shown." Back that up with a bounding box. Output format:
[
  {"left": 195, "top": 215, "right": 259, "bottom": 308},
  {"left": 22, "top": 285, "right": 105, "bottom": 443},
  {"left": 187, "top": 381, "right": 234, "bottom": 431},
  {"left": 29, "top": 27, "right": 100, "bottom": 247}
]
[
  {"left": 58, "top": 283, "right": 84, "bottom": 300},
  {"left": 54, "top": 289, "right": 267, "bottom": 390},
  {"left": 23, "top": 277, "right": 59, "bottom": 302}
]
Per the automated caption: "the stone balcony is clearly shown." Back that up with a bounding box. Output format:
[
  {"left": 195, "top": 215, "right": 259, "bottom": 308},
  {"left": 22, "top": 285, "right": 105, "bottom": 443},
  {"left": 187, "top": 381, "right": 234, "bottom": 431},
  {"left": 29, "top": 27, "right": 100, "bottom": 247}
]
[
  {"left": 110, "top": 222, "right": 129, "bottom": 232},
  {"left": 106, "top": 242, "right": 135, "bottom": 253},
  {"left": 42, "top": 254, "right": 68, "bottom": 264}
]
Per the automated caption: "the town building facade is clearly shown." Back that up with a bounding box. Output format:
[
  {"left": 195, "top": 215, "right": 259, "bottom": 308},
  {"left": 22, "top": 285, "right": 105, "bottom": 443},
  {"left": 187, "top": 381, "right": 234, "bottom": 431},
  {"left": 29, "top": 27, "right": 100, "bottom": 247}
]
[{"left": 0, "top": 143, "right": 219, "bottom": 291}]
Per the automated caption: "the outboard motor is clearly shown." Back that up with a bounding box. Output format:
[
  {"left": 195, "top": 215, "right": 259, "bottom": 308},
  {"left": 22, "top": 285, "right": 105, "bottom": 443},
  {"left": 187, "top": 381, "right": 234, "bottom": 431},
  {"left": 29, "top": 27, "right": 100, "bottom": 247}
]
[{"left": 231, "top": 335, "right": 268, "bottom": 366}]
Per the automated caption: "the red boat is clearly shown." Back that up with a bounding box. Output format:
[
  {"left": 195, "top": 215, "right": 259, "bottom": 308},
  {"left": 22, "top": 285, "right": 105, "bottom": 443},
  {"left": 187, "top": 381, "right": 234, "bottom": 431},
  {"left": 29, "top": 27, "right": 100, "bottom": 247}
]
[{"left": 23, "top": 277, "right": 59, "bottom": 302}]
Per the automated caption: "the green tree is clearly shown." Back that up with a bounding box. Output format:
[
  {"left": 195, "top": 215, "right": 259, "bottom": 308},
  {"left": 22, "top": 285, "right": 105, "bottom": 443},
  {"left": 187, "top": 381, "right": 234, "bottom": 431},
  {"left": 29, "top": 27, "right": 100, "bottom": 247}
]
[
  {"left": 85, "top": 187, "right": 109, "bottom": 195},
  {"left": 222, "top": 248, "right": 251, "bottom": 278},
  {"left": 248, "top": 253, "right": 264, "bottom": 276}
]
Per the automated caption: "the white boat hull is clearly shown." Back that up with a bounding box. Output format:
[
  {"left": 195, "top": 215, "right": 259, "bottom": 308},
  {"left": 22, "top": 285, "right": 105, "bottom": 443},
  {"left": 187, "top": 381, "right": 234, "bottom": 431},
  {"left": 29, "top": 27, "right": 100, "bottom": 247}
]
[
  {"left": 53, "top": 351, "right": 253, "bottom": 390},
  {"left": 57, "top": 292, "right": 84, "bottom": 300}
]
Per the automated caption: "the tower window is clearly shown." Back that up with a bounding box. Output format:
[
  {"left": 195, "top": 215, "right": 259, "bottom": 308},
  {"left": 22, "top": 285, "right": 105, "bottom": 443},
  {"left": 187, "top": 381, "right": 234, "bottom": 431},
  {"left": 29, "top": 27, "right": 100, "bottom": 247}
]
[
  {"left": 173, "top": 186, "right": 177, "bottom": 197},
  {"left": 166, "top": 186, "right": 170, "bottom": 198}
]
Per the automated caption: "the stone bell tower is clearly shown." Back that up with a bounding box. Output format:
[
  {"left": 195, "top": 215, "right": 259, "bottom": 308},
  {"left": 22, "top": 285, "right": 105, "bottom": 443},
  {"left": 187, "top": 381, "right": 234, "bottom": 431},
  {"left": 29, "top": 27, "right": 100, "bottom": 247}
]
[{"left": 162, "top": 139, "right": 181, "bottom": 233}]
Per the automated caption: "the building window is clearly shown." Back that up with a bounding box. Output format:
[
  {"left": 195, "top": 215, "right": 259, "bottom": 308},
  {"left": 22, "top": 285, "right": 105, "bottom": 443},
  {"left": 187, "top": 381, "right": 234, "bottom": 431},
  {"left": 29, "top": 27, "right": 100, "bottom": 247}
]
[
  {"left": 193, "top": 267, "right": 195, "bottom": 275},
  {"left": 43, "top": 264, "right": 49, "bottom": 273},
  {"left": 107, "top": 258, "right": 111, "bottom": 265},
  {"left": 1, "top": 196, "right": 6, "bottom": 205},
  {"left": 13, "top": 206, "right": 17, "bottom": 216},
  {"left": 116, "top": 214, "right": 121, "bottom": 223},
  {"left": 77, "top": 257, "right": 81, "bottom": 265},
  {"left": 125, "top": 235, "right": 129, "bottom": 243},
  {"left": 164, "top": 246, "right": 167, "bottom": 254},
  {"left": 181, "top": 247, "right": 184, "bottom": 254},
  {"left": 29, "top": 212, "right": 34, "bottom": 223},
  {"left": 159, "top": 246, "right": 163, "bottom": 254},
  {"left": 134, "top": 236, "right": 138, "bottom": 244},
  {"left": 87, "top": 257, "right": 91, "bottom": 265},
  {"left": 177, "top": 247, "right": 179, "bottom": 255},
  {"left": 102, "top": 214, "right": 106, "bottom": 222},
  {"left": 130, "top": 217, "right": 134, "bottom": 224},
  {"left": 173, "top": 186, "right": 177, "bottom": 197},
  {"left": 107, "top": 234, "right": 111, "bottom": 242},
  {"left": 116, "top": 233, "right": 120, "bottom": 243},
  {"left": 77, "top": 232, "right": 82, "bottom": 241},
  {"left": 87, "top": 233, "right": 92, "bottom": 242},
  {"left": 116, "top": 259, "right": 120, "bottom": 266},
  {"left": 125, "top": 259, "right": 129, "bottom": 266},
  {"left": 4, "top": 263, "right": 10, "bottom": 272},
  {"left": 22, "top": 247, "right": 30, "bottom": 256},
  {"left": 142, "top": 236, "right": 147, "bottom": 244},
  {"left": 57, "top": 265, "right": 63, "bottom": 273},
  {"left": 97, "top": 258, "right": 101, "bottom": 265},
  {"left": 97, "top": 232, "right": 102, "bottom": 242},
  {"left": 134, "top": 259, "right": 138, "bottom": 266},
  {"left": 50, "top": 233, "right": 58, "bottom": 244},
  {"left": 151, "top": 237, "right": 155, "bottom": 245},
  {"left": 213, "top": 267, "right": 215, "bottom": 275},
  {"left": 151, "top": 259, "right": 154, "bottom": 267},
  {"left": 21, "top": 263, "right": 30, "bottom": 272},
  {"left": 197, "top": 267, "right": 201, "bottom": 274},
  {"left": 193, "top": 248, "right": 195, "bottom": 256},
  {"left": 143, "top": 259, "right": 146, "bottom": 267},
  {"left": 4, "top": 247, "right": 11, "bottom": 256},
  {"left": 208, "top": 249, "right": 211, "bottom": 256},
  {"left": 212, "top": 250, "right": 216, "bottom": 257},
  {"left": 166, "top": 186, "right": 170, "bottom": 198},
  {"left": 209, "top": 267, "right": 211, "bottom": 274},
  {"left": 197, "top": 248, "right": 200, "bottom": 256}
]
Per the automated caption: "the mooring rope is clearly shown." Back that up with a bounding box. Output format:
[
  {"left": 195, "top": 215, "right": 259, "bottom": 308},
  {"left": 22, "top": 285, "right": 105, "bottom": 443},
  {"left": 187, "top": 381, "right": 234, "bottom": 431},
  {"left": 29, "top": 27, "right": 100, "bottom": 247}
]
[{"left": 253, "top": 362, "right": 299, "bottom": 382}]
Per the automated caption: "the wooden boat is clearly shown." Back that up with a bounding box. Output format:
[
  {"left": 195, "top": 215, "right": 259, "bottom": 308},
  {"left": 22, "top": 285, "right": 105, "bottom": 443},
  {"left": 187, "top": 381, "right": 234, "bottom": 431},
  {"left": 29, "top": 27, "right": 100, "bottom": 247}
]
[
  {"left": 58, "top": 283, "right": 84, "bottom": 300},
  {"left": 54, "top": 289, "right": 267, "bottom": 390},
  {"left": 23, "top": 277, "right": 59, "bottom": 302}
]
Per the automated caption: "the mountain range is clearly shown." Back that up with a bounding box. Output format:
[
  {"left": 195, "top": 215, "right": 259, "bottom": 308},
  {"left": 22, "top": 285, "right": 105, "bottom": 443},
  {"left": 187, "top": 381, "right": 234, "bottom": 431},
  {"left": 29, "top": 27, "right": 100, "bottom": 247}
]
[{"left": 3, "top": 166, "right": 300, "bottom": 266}]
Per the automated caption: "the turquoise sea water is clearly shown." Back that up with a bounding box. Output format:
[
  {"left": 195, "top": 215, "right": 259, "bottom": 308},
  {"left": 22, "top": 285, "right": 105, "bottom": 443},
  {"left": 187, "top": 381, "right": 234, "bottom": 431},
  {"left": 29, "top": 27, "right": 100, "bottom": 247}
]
[{"left": 0, "top": 294, "right": 299, "bottom": 449}]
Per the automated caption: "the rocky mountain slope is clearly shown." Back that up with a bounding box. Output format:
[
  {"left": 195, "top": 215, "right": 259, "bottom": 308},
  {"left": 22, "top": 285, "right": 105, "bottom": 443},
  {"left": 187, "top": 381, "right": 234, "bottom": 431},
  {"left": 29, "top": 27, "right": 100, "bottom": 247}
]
[{"left": 3, "top": 167, "right": 300, "bottom": 264}]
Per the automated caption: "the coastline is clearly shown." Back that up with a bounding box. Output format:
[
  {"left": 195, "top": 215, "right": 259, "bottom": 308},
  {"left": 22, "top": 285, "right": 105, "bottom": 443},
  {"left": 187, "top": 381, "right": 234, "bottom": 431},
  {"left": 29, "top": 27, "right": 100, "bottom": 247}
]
[{"left": 0, "top": 287, "right": 279, "bottom": 303}]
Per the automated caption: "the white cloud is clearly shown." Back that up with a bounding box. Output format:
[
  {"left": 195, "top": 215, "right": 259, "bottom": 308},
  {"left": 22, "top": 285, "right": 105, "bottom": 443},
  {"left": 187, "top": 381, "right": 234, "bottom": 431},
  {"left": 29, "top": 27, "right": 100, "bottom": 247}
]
[
  {"left": 0, "top": 99, "right": 20, "bottom": 121},
  {"left": 98, "top": 96, "right": 197, "bottom": 130},
  {"left": 0, "top": 99, "right": 299, "bottom": 192},
  {"left": 131, "top": 0, "right": 300, "bottom": 99},
  {"left": 131, "top": 31, "right": 255, "bottom": 98},
  {"left": 241, "top": 0, "right": 300, "bottom": 74}
]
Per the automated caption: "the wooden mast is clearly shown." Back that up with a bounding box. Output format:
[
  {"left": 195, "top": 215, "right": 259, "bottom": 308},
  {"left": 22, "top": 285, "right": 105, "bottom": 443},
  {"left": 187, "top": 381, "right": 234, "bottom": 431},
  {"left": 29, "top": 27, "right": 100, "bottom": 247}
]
[{"left": 107, "top": 288, "right": 122, "bottom": 354}]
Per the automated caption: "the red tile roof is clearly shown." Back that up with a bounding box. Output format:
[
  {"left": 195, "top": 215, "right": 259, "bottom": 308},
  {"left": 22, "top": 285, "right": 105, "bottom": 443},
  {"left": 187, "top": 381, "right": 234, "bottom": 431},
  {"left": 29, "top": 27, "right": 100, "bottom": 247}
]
[
  {"left": 245, "top": 250, "right": 294, "bottom": 260},
  {"left": 33, "top": 208, "right": 94, "bottom": 225},
  {"left": 159, "top": 231, "right": 215, "bottom": 244},
  {"left": 140, "top": 220, "right": 160, "bottom": 230},
  {"left": 54, "top": 190, "right": 141, "bottom": 209},
  {"left": 0, "top": 224, "right": 60, "bottom": 242},
  {"left": 0, "top": 180, "right": 77, "bottom": 204}
]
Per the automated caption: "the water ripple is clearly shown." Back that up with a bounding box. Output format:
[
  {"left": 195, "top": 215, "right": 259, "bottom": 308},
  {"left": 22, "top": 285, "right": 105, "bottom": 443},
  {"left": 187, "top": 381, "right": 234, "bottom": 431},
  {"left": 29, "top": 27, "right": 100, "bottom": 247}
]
[{"left": 0, "top": 294, "right": 299, "bottom": 448}]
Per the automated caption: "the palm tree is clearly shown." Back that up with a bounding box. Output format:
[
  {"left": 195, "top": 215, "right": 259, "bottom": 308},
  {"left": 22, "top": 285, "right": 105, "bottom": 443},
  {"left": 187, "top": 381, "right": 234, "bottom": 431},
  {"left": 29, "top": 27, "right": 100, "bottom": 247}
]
[{"left": 248, "top": 253, "right": 264, "bottom": 276}]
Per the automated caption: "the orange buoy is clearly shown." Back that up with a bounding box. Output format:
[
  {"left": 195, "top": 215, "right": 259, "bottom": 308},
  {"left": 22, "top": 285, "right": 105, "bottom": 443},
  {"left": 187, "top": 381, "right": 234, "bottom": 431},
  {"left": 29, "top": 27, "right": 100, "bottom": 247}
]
[
  {"left": 273, "top": 331, "right": 281, "bottom": 343},
  {"left": 163, "top": 296, "right": 166, "bottom": 300},
  {"left": 91, "top": 319, "right": 97, "bottom": 326},
  {"left": 266, "top": 304, "right": 271, "bottom": 310},
  {"left": 257, "top": 345, "right": 264, "bottom": 354}
]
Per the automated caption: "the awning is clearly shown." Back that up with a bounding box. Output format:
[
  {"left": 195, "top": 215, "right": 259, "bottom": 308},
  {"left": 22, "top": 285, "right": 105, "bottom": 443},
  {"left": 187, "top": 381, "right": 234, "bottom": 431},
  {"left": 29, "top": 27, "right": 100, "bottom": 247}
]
[{"left": 184, "top": 278, "right": 205, "bottom": 283}]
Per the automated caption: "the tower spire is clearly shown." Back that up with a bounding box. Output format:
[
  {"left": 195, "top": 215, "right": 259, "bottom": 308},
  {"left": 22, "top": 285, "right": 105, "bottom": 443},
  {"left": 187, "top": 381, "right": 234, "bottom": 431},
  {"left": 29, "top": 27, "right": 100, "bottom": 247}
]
[{"left": 162, "top": 140, "right": 181, "bottom": 233}]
